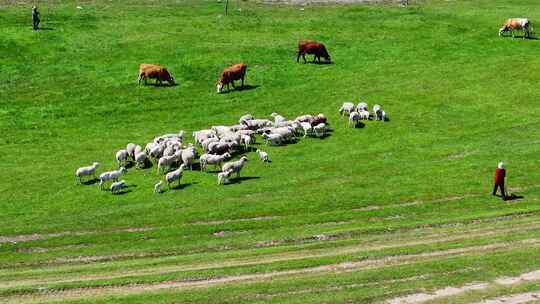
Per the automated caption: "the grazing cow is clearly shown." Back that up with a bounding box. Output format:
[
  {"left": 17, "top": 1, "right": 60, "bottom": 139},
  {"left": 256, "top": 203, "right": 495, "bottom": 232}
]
[
  {"left": 217, "top": 63, "right": 247, "bottom": 93},
  {"left": 297, "top": 40, "right": 331, "bottom": 64},
  {"left": 138, "top": 64, "right": 175, "bottom": 86},
  {"left": 499, "top": 18, "right": 532, "bottom": 39}
]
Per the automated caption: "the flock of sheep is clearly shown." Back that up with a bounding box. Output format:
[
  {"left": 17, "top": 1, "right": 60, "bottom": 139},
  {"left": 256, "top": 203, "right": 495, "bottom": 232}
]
[
  {"left": 340, "top": 101, "right": 387, "bottom": 128},
  {"left": 75, "top": 111, "right": 333, "bottom": 194}
]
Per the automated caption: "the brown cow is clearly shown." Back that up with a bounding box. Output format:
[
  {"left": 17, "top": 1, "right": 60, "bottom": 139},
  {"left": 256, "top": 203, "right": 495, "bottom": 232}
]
[
  {"left": 499, "top": 18, "right": 531, "bottom": 39},
  {"left": 217, "top": 63, "right": 247, "bottom": 93},
  {"left": 297, "top": 40, "right": 331, "bottom": 64},
  {"left": 138, "top": 64, "right": 175, "bottom": 86}
]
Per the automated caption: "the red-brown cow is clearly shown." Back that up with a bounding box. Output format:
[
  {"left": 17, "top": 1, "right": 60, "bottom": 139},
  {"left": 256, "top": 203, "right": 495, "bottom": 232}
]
[
  {"left": 217, "top": 63, "right": 247, "bottom": 93},
  {"left": 138, "top": 64, "right": 175, "bottom": 86},
  {"left": 297, "top": 40, "right": 331, "bottom": 64}
]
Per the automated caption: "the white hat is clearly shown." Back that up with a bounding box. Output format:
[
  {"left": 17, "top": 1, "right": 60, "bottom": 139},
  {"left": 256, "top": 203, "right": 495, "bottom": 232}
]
[{"left": 498, "top": 161, "right": 505, "bottom": 169}]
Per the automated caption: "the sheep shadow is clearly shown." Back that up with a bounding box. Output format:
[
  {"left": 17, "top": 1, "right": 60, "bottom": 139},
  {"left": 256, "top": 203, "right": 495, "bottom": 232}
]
[
  {"left": 112, "top": 189, "right": 133, "bottom": 195},
  {"left": 354, "top": 122, "right": 366, "bottom": 129},
  {"left": 81, "top": 178, "right": 99, "bottom": 185},
  {"left": 228, "top": 176, "right": 260, "bottom": 185},
  {"left": 169, "top": 182, "right": 194, "bottom": 190}
]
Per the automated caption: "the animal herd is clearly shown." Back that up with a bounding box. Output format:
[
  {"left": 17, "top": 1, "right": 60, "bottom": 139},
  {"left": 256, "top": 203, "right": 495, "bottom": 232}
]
[{"left": 76, "top": 111, "right": 331, "bottom": 194}]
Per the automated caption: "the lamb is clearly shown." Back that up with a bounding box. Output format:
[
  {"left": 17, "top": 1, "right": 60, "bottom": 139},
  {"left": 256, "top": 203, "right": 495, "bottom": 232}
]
[
  {"left": 199, "top": 152, "right": 231, "bottom": 171},
  {"left": 217, "top": 169, "right": 234, "bottom": 185},
  {"left": 373, "top": 104, "right": 385, "bottom": 121},
  {"left": 75, "top": 162, "right": 100, "bottom": 183},
  {"left": 110, "top": 180, "right": 127, "bottom": 194},
  {"left": 222, "top": 156, "right": 248, "bottom": 178},
  {"left": 134, "top": 151, "right": 147, "bottom": 169},
  {"left": 116, "top": 149, "right": 129, "bottom": 167},
  {"left": 257, "top": 150, "right": 269, "bottom": 162},
  {"left": 154, "top": 181, "right": 163, "bottom": 193},
  {"left": 349, "top": 111, "right": 360, "bottom": 128},
  {"left": 99, "top": 167, "right": 127, "bottom": 190},
  {"left": 313, "top": 123, "right": 326, "bottom": 137},
  {"left": 339, "top": 102, "right": 355, "bottom": 116},
  {"left": 165, "top": 164, "right": 185, "bottom": 189}
]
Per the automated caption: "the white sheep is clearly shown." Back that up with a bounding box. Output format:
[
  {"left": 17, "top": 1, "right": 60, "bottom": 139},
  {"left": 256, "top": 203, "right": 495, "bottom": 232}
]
[
  {"left": 199, "top": 152, "right": 231, "bottom": 171},
  {"left": 222, "top": 156, "right": 248, "bottom": 178},
  {"left": 217, "top": 169, "right": 234, "bottom": 185},
  {"left": 271, "top": 112, "right": 286, "bottom": 126},
  {"left": 295, "top": 114, "right": 313, "bottom": 123},
  {"left": 208, "top": 141, "right": 233, "bottom": 155},
  {"left": 181, "top": 145, "right": 196, "bottom": 170},
  {"left": 240, "top": 134, "right": 252, "bottom": 150},
  {"left": 157, "top": 151, "right": 182, "bottom": 174},
  {"left": 154, "top": 181, "right": 163, "bottom": 193},
  {"left": 99, "top": 167, "right": 127, "bottom": 190},
  {"left": 356, "top": 102, "right": 368, "bottom": 112},
  {"left": 116, "top": 149, "right": 129, "bottom": 167},
  {"left": 373, "top": 104, "right": 385, "bottom": 121},
  {"left": 359, "top": 109, "right": 370, "bottom": 120},
  {"left": 339, "top": 102, "right": 355, "bottom": 116},
  {"left": 126, "top": 143, "right": 137, "bottom": 160},
  {"left": 262, "top": 133, "right": 284, "bottom": 146},
  {"left": 242, "top": 119, "right": 272, "bottom": 130},
  {"left": 313, "top": 123, "right": 326, "bottom": 137},
  {"left": 257, "top": 150, "right": 269, "bottom": 162},
  {"left": 165, "top": 164, "right": 185, "bottom": 189},
  {"left": 75, "top": 162, "right": 100, "bottom": 183},
  {"left": 238, "top": 114, "right": 254, "bottom": 125},
  {"left": 349, "top": 111, "right": 360, "bottom": 128},
  {"left": 134, "top": 144, "right": 143, "bottom": 156},
  {"left": 134, "top": 151, "right": 147, "bottom": 169},
  {"left": 201, "top": 137, "right": 219, "bottom": 152},
  {"left": 110, "top": 180, "right": 127, "bottom": 194}
]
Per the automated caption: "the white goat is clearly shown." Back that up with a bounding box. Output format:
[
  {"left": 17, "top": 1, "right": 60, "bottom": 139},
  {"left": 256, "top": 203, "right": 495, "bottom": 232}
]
[{"left": 75, "top": 162, "right": 100, "bottom": 183}]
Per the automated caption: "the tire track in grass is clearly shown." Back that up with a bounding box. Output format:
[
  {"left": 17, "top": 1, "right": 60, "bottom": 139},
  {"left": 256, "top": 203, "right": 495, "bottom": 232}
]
[
  {"left": 2, "top": 219, "right": 540, "bottom": 291},
  {"left": 472, "top": 291, "right": 540, "bottom": 304},
  {"left": 386, "top": 270, "right": 540, "bottom": 304},
  {"left": 3, "top": 239, "right": 540, "bottom": 304},
  {"left": 0, "top": 227, "right": 155, "bottom": 244}
]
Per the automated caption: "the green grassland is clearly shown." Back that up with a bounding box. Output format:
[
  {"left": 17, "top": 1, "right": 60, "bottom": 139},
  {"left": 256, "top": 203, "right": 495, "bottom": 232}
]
[{"left": 1, "top": 0, "right": 540, "bottom": 303}]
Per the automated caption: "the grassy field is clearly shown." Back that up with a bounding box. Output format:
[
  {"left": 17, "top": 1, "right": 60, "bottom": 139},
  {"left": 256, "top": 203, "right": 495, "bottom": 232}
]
[{"left": 1, "top": 0, "right": 540, "bottom": 303}]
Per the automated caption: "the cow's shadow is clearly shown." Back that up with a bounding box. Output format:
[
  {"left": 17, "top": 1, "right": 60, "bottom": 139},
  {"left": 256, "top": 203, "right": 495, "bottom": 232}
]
[
  {"left": 142, "top": 83, "right": 178, "bottom": 87},
  {"left": 221, "top": 84, "right": 259, "bottom": 94}
]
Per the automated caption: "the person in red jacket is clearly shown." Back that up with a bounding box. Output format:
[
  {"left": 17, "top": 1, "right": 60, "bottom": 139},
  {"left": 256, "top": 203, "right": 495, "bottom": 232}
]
[{"left": 492, "top": 161, "right": 507, "bottom": 200}]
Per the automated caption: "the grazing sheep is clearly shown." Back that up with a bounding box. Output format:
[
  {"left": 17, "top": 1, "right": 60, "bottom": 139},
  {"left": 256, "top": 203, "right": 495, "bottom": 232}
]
[
  {"left": 157, "top": 151, "right": 181, "bottom": 174},
  {"left": 134, "top": 151, "right": 147, "bottom": 169},
  {"left": 217, "top": 169, "right": 234, "bottom": 185},
  {"left": 181, "top": 145, "right": 197, "bottom": 170},
  {"left": 373, "top": 104, "right": 385, "bottom": 121},
  {"left": 154, "top": 181, "right": 163, "bottom": 193},
  {"left": 313, "top": 123, "right": 326, "bottom": 137},
  {"left": 257, "top": 150, "right": 269, "bottom": 162},
  {"left": 208, "top": 141, "right": 233, "bottom": 155},
  {"left": 116, "top": 149, "right": 129, "bottom": 167},
  {"left": 239, "top": 114, "right": 254, "bottom": 124},
  {"left": 271, "top": 112, "right": 286, "bottom": 126},
  {"left": 165, "top": 164, "right": 185, "bottom": 189},
  {"left": 149, "top": 144, "right": 165, "bottom": 161},
  {"left": 200, "top": 152, "right": 231, "bottom": 171},
  {"left": 241, "top": 119, "right": 272, "bottom": 130},
  {"left": 193, "top": 130, "right": 217, "bottom": 145},
  {"left": 134, "top": 144, "right": 143, "bottom": 156},
  {"left": 295, "top": 114, "right": 313, "bottom": 123},
  {"left": 356, "top": 102, "right": 368, "bottom": 112},
  {"left": 359, "top": 110, "right": 370, "bottom": 120},
  {"left": 222, "top": 156, "right": 248, "bottom": 178},
  {"left": 110, "top": 180, "right": 127, "bottom": 194},
  {"left": 296, "top": 122, "right": 313, "bottom": 137},
  {"left": 339, "top": 102, "right": 355, "bottom": 116},
  {"left": 310, "top": 113, "right": 327, "bottom": 127},
  {"left": 262, "top": 133, "right": 284, "bottom": 146},
  {"left": 349, "top": 111, "right": 360, "bottom": 128},
  {"left": 240, "top": 134, "right": 252, "bottom": 150},
  {"left": 126, "top": 143, "right": 137, "bottom": 160},
  {"left": 75, "top": 162, "right": 100, "bottom": 183},
  {"left": 99, "top": 167, "right": 127, "bottom": 190}
]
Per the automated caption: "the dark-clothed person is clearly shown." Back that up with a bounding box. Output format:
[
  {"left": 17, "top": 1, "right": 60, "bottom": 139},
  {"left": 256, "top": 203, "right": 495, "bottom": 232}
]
[
  {"left": 492, "top": 161, "right": 507, "bottom": 200},
  {"left": 32, "top": 6, "right": 40, "bottom": 30}
]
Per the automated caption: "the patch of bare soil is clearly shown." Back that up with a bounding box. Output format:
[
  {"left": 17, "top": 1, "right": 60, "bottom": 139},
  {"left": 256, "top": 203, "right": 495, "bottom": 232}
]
[
  {"left": 0, "top": 227, "right": 154, "bottom": 244},
  {"left": 472, "top": 291, "right": 540, "bottom": 304},
  {"left": 263, "top": 0, "right": 397, "bottom": 4}
]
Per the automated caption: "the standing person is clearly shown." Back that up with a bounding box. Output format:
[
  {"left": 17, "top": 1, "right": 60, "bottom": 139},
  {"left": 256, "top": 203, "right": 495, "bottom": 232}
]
[
  {"left": 492, "top": 161, "right": 507, "bottom": 200},
  {"left": 32, "top": 6, "right": 40, "bottom": 30}
]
